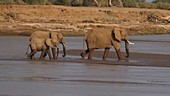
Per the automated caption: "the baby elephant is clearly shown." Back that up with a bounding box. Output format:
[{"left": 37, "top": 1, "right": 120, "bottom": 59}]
[{"left": 26, "top": 38, "right": 59, "bottom": 60}]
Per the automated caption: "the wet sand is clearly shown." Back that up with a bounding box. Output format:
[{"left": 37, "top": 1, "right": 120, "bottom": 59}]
[
  {"left": 0, "top": 35, "right": 170, "bottom": 96},
  {"left": 66, "top": 49, "right": 170, "bottom": 67}
]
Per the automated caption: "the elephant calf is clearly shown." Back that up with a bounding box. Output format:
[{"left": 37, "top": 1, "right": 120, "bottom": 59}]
[
  {"left": 81, "top": 27, "right": 134, "bottom": 60},
  {"left": 26, "top": 38, "right": 59, "bottom": 60}
]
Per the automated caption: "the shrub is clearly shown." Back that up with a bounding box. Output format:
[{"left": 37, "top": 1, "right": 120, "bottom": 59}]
[
  {"left": 122, "top": 0, "right": 139, "bottom": 7},
  {"left": 138, "top": 2, "right": 157, "bottom": 9},
  {"left": 156, "top": 2, "right": 170, "bottom": 10},
  {"left": 0, "top": 0, "right": 25, "bottom": 5}
]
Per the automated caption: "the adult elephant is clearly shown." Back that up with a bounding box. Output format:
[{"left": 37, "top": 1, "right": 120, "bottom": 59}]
[
  {"left": 30, "top": 31, "right": 66, "bottom": 59},
  {"left": 80, "top": 27, "right": 134, "bottom": 60}
]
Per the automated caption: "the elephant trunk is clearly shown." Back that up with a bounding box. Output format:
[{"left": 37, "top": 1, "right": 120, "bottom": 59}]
[
  {"left": 52, "top": 48, "right": 56, "bottom": 59},
  {"left": 56, "top": 48, "right": 59, "bottom": 58},
  {"left": 125, "top": 40, "right": 135, "bottom": 58},
  {"left": 62, "top": 43, "right": 66, "bottom": 57}
]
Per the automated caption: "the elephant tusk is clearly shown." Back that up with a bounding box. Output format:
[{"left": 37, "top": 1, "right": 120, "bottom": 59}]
[{"left": 127, "top": 40, "right": 135, "bottom": 45}]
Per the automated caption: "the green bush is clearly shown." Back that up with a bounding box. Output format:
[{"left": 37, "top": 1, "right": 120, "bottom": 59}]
[
  {"left": 138, "top": 2, "right": 157, "bottom": 9},
  {"left": 0, "top": 0, "right": 25, "bottom": 5},
  {"left": 156, "top": 2, "right": 170, "bottom": 10},
  {"left": 153, "top": 0, "right": 170, "bottom": 3},
  {"left": 23, "top": 0, "right": 47, "bottom": 4},
  {"left": 122, "top": 0, "right": 139, "bottom": 7},
  {"left": 0, "top": 0, "right": 51, "bottom": 5}
]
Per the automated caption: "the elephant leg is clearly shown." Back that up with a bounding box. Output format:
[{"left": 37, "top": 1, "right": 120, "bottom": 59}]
[
  {"left": 27, "top": 47, "right": 33, "bottom": 59},
  {"left": 112, "top": 41, "right": 123, "bottom": 60},
  {"left": 28, "top": 50, "right": 36, "bottom": 60},
  {"left": 116, "top": 49, "right": 123, "bottom": 60},
  {"left": 40, "top": 50, "right": 46, "bottom": 60},
  {"left": 126, "top": 48, "right": 129, "bottom": 58},
  {"left": 125, "top": 41, "right": 130, "bottom": 58},
  {"left": 51, "top": 48, "right": 56, "bottom": 59},
  {"left": 103, "top": 48, "right": 110, "bottom": 60},
  {"left": 80, "top": 49, "right": 89, "bottom": 59},
  {"left": 43, "top": 52, "right": 47, "bottom": 58},
  {"left": 56, "top": 48, "right": 59, "bottom": 58},
  {"left": 88, "top": 48, "right": 95, "bottom": 60},
  {"left": 46, "top": 49, "right": 52, "bottom": 60}
]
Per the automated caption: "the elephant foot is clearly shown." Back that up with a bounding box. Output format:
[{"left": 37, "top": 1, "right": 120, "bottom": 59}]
[
  {"left": 39, "top": 57, "right": 45, "bottom": 60},
  {"left": 87, "top": 56, "right": 93, "bottom": 60},
  {"left": 27, "top": 54, "right": 31, "bottom": 59},
  {"left": 118, "top": 58, "right": 123, "bottom": 60},
  {"left": 80, "top": 52, "right": 85, "bottom": 59},
  {"left": 49, "top": 58, "right": 54, "bottom": 60},
  {"left": 102, "top": 58, "right": 106, "bottom": 61},
  {"left": 27, "top": 56, "right": 30, "bottom": 59},
  {"left": 31, "top": 58, "right": 35, "bottom": 60},
  {"left": 88, "top": 58, "right": 93, "bottom": 60},
  {"left": 30, "top": 56, "right": 35, "bottom": 60}
]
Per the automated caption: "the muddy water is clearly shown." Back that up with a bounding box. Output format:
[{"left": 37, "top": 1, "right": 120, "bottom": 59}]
[{"left": 0, "top": 35, "right": 170, "bottom": 96}]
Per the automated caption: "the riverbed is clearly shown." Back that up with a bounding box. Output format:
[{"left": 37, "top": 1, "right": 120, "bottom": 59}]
[{"left": 0, "top": 35, "right": 170, "bottom": 96}]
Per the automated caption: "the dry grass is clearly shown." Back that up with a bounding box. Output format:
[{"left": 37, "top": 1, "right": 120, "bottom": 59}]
[{"left": 0, "top": 5, "right": 170, "bottom": 36}]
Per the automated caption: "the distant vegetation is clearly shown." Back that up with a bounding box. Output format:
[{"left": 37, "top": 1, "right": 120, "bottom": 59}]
[{"left": 0, "top": 0, "right": 169, "bottom": 10}]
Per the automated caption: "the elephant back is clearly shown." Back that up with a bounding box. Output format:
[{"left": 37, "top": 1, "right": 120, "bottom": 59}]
[
  {"left": 31, "top": 31, "right": 51, "bottom": 39},
  {"left": 86, "top": 28, "right": 113, "bottom": 49}
]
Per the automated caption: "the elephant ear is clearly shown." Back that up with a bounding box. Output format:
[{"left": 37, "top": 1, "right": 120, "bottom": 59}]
[
  {"left": 46, "top": 39, "right": 55, "bottom": 48},
  {"left": 50, "top": 32, "right": 58, "bottom": 39},
  {"left": 113, "top": 28, "right": 121, "bottom": 42},
  {"left": 57, "top": 33, "right": 63, "bottom": 39}
]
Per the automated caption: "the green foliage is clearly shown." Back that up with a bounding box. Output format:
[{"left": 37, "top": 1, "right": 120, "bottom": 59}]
[
  {"left": 122, "top": 0, "right": 139, "bottom": 7},
  {"left": 0, "top": 0, "right": 169, "bottom": 10},
  {"left": 156, "top": 2, "right": 170, "bottom": 10},
  {"left": 0, "top": 0, "right": 14, "bottom": 4},
  {"left": 136, "top": 0, "right": 146, "bottom": 2},
  {"left": 49, "top": 0, "right": 73, "bottom": 5},
  {"left": 23, "top": 0, "right": 47, "bottom": 4},
  {"left": 0, "top": 0, "right": 25, "bottom": 4},
  {"left": 0, "top": 0, "right": 51, "bottom": 5},
  {"left": 71, "top": 0, "right": 83, "bottom": 6},
  {"left": 138, "top": 2, "right": 157, "bottom": 9},
  {"left": 153, "top": 0, "right": 170, "bottom": 3},
  {"left": 49, "top": 0, "right": 63, "bottom": 4}
]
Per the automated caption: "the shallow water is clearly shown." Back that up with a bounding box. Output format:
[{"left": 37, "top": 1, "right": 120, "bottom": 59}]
[
  {"left": 0, "top": 35, "right": 170, "bottom": 96},
  {"left": 1, "top": 60, "right": 170, "bottom": 96}
]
